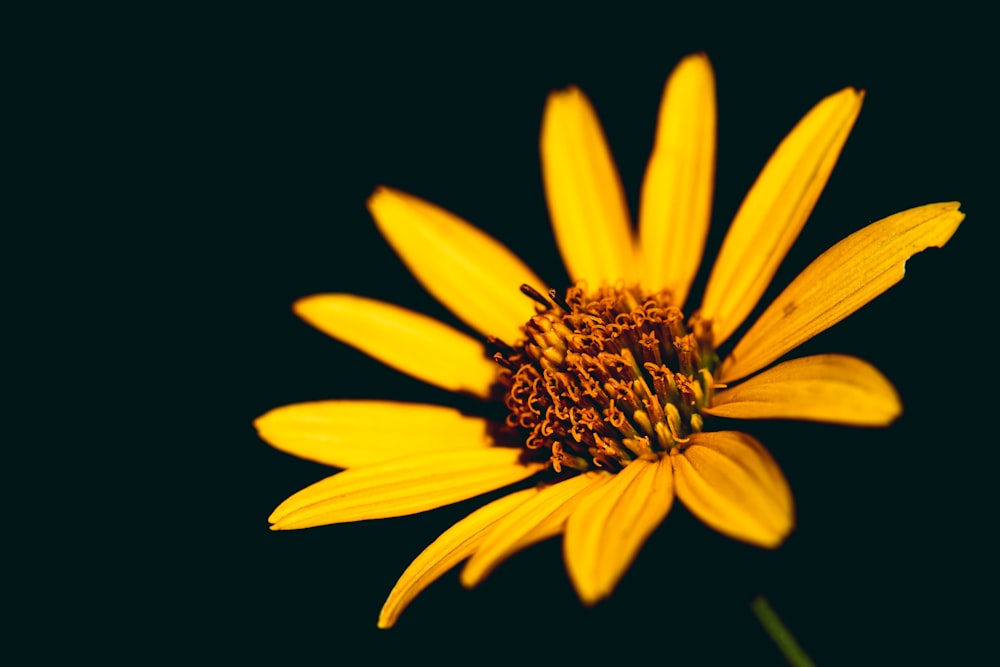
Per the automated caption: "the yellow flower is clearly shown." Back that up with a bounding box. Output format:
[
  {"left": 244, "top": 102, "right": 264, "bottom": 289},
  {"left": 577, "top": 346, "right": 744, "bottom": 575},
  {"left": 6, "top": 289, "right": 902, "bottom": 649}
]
[{"left": 257, "top": 54, "right": 963, "bottom": 628}]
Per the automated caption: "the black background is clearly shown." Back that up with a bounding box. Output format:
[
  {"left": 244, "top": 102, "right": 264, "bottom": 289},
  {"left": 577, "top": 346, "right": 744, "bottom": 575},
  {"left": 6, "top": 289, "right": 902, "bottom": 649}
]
[{"left": 23, "top": 5, "right": 995, "bottom": 665}]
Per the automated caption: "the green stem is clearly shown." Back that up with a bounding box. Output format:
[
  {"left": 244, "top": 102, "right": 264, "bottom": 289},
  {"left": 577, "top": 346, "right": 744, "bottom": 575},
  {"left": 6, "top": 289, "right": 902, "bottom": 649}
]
[{"left": 751, "top": 595, "right": 816, "bottom": 667}]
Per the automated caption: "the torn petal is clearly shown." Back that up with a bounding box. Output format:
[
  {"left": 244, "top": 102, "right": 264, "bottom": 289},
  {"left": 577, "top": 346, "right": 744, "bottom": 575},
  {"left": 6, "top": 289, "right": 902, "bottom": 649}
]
[
  {"left": 700, "top": 88, "right": 864, "bottom": 347},
  {"left": 720, "top": 202, "right": 964, "bottom": 383}
]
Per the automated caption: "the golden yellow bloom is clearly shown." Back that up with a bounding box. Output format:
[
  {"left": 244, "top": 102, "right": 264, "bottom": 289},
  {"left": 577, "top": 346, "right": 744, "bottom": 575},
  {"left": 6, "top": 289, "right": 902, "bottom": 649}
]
[{"left": 257, "top": 54, "right": 963, "bottom": 628}]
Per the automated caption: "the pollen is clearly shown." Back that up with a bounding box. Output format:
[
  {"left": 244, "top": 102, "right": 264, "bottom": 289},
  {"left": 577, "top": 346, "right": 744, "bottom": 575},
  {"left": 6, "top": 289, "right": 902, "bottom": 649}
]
[{"left": 490, "top": 283, "right": 719, "bottom": 474}]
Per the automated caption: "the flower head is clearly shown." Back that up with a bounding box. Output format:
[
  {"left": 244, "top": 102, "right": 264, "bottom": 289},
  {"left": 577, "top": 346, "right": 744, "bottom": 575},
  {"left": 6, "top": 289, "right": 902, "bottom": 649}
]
[{"left": 257, "top": 54, "right": 963, "bottom": 627}]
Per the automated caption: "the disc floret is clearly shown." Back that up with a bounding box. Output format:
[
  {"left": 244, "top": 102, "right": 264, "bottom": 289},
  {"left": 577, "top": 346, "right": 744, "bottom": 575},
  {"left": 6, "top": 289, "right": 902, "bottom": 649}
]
[{"left": 491, "top": 283, "right": 719, "bottom": 474}]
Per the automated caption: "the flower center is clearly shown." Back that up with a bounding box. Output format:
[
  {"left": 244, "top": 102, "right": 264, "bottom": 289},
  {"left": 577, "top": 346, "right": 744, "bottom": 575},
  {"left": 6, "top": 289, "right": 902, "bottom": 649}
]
[{"left": 489, "top": 283, "right": 719, "bottom": 475}]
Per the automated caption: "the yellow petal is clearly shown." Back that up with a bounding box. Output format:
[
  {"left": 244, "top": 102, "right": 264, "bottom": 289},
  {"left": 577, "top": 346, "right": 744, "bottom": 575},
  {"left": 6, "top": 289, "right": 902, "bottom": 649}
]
[
  {"left": 700, "top": 88, "right": 864, "bottom": 347},
  {"left": 368, "top": 187, "right": 546, "bottom": 342},
  {"left": 719, "top": 202, "right": 964, "bottom": 382},
  {"left": 563, "top": 457, "right": 673, "bottom": 605},
  {"left": 460, "top": 472, "right": 610, "bottom": 588},
  {"left": 378, "top": 488, "right": 538, "bottom": 629},
  {"left": 269, "top": 448, "right": 543, "bottom": 530},
  {"left": 294, "top": 294, "right": 496, "bottom": 397},
  {"left": 672, "top": 431, "right": 793, "bottom": 548},
  {"left": 540, "top": 86, "right": 636, "bottom": 285},
  {"left": 706, "top": 354, "right": 901, "bottom": 426},
  {"left": 255, "top": 400, "right": 491, "bottom": 469},
  {"left": 638, "top": 53, "right": 716, "bottom": 306}
]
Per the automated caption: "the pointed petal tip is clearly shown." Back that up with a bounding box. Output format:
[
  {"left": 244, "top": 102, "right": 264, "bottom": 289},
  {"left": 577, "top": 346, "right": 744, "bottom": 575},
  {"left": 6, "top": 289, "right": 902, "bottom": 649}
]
[
  {"left": 885, "top": 391, "right": 904, "bottom": 425},
  {"left": 267, "top": 504, "right": 282, "bottom": 525},
  {"left": 676, "top": 51, "right": 713, "bottom": 72},
  {"left": 366, "top": 184, "right": 403, "bottom": 209},
  {"left": 757, "top": 529, "right": 792, "bottom": 550},
  {"left": 290, "top": 292, "right": 354, "bottom": 333},
  {"left": 746, "top": 517, "right": 794, "bottom": 550},
  {"left": 366, "top": 186, "right": 410, "bottom": 221},
  {"left": 267, "top": 505, "right": 295, "bottom": 528},
  {"left": 569, "top": 565, "right": 620, "bottom": 606},
  {"left": 829, "top": 85, "right": 863, "bottom": 102},
  {"left": 291, "top": 293, "right": 327, "bottom": 319},
  {"left": 458, "top": 563, "right": 487, "bottom": 590},
  {"left": 938, "top": 200, "right": 965, "bottom": 223},
  {"left": 251, "top": 413, "right": 267, "bottom": 434},
  {"left": 551, "top": 83, "right": 582, "bottom": 98},
  {"left": 542, "top": 85, "right": 580, "bottom": 114},
  {"left": 770, "top": 515, "right": 796, "bottom": 546}
]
